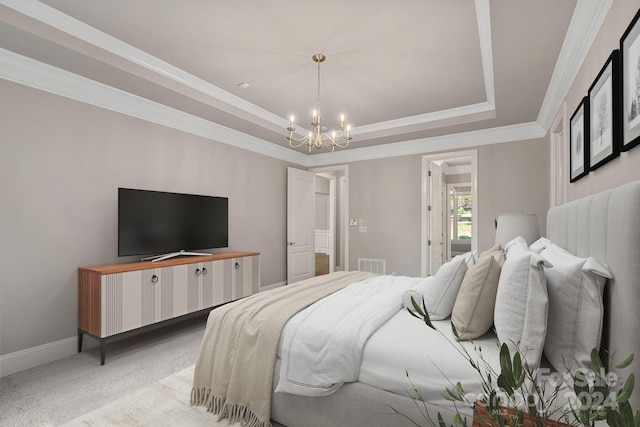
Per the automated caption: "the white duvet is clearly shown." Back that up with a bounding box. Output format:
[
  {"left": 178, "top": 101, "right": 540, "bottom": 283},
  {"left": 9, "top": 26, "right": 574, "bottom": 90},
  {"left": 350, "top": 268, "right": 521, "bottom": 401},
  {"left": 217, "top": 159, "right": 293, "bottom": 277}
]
[{"left": 275, "top": 274, "right": 426, "bottom": 396}]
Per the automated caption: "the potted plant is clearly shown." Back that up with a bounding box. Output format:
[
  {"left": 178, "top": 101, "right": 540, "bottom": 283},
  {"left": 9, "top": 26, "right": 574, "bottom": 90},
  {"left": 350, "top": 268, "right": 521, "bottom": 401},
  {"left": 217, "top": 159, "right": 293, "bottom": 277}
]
[{"left": 400, "top": 297, "right": 638, "bottom": 427}]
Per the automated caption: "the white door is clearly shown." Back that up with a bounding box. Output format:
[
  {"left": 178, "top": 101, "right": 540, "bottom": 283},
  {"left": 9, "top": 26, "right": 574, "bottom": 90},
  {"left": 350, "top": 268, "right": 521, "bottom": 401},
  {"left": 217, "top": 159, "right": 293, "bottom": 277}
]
[
  {"left": 287, "top": 167, "right": 315, "bottom": 284},
  {"left": 428, "top": 162, "right": 444, "bottom": 275}
]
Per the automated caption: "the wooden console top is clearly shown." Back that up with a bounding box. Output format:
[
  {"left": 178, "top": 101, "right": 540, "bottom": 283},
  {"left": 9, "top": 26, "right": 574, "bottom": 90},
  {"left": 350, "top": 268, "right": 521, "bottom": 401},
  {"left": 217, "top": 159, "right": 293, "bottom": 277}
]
[{"left": 79, "top": 251, "right": 260, "bottom": 275}]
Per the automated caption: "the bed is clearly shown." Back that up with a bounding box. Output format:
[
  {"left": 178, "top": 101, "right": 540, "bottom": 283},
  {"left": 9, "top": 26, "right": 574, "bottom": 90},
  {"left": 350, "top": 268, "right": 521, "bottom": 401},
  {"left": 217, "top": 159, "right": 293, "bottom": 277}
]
[{"left": 192, "top": 179, "right": 640, "bottom": 427}]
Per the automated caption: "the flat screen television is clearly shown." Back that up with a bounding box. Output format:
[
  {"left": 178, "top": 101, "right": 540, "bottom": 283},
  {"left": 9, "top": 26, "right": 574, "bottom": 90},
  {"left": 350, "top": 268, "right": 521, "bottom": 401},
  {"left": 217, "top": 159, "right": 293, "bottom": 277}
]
[{"left": 118, "top": 188, "right": 228, "bottom": 261}]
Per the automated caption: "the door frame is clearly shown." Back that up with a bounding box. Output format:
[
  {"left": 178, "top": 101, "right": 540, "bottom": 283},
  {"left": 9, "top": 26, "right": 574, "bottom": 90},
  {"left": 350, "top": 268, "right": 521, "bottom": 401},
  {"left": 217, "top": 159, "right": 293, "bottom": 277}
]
[
  {"left": 421, "top": 150, "right": 478, "bottom": 277},
  {"left": 310, "top": 164, "right": 349, "bottom": 272}
]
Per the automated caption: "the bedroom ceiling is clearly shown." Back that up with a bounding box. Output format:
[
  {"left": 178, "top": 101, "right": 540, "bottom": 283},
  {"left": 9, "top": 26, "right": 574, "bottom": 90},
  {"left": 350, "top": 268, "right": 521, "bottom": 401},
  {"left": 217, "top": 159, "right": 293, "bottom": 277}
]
[{"left": 0, "top": 0, "right": 604, "bottom": 164}]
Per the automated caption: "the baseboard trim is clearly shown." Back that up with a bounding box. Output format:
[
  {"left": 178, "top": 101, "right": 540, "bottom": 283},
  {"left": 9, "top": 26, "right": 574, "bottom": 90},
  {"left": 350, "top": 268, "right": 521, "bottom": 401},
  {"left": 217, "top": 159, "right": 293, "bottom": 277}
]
[
  {"left": 0, "top": 336, "right": 77, "bottom": 377},
  {"left": 2, "top": 281, "right": 287, "bottom": 377}
]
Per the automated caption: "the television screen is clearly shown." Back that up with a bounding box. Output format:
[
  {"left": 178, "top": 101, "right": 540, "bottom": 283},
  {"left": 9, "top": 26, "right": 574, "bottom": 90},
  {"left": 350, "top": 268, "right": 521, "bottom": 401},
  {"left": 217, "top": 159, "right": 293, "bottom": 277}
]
[{"left": 118, "top": 188, "right": 228, "bottom": 257}]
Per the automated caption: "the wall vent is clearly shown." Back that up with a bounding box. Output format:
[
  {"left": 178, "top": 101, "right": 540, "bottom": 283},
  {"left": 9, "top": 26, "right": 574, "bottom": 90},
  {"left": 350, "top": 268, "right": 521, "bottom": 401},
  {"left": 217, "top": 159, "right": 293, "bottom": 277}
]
[{"left": 358, "top": 258, "right": 386, "bottom": 274}]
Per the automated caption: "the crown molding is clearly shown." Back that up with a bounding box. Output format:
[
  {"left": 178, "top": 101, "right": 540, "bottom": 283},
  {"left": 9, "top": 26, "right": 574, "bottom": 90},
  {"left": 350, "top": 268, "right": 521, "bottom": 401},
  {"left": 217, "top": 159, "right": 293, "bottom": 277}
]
[
  {"left": 1, "top": 0, "right": 496, "bottom": 139},
  {"left": 0, "top": 0, "right": 609, "bottom": 168},
  {"left": 0, "top": 0, "right": 291, "bottom": 132},
  {"left": 0, "top": 47, "right": 307, "bottom": 165},
  {"left": 537, "top": 0, "right": 613, "bottom": 133},
  {"left": 305, "top": 121, "right": 546, "bottom": 167}
]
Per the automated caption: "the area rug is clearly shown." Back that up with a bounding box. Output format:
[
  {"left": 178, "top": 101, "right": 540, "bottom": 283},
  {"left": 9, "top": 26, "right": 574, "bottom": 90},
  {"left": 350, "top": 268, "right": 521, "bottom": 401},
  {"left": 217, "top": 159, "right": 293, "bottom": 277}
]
[{"left": 62, "top": 365, "right": 231, "bottom": 426}]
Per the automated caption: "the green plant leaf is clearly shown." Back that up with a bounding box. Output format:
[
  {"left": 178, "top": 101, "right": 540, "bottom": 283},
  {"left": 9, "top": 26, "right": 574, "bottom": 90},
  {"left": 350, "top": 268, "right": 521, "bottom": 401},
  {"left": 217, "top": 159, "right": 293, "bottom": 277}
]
[
  {"left": 617, "top": 373, "right": 635, "bottom": 404},
  {"left": 591, "top": 348, "right": 605, "bottom": 378},
  {"left": 410, "top": 296, "right": 425, "bottom": 317},
  {"left": 608, "top": 409, "right": 624, "bottom": 427},
  {"left": 616, "top": 353, "right": 635, "bottom": 370},
  {"left": 451, "top": 322, "right": 459, "bottom": 339},
  {"left": 512, "top": 351, "right": 525, "bottom": 388},
  {"left": 574, "top": 370, "right": 588, "bottom": 397},
  {"left": 620, "top": 401, "right": 634, "bottom": 427},
  {"left": 437, "top": 412, "right": 447, "bottom": 427}
]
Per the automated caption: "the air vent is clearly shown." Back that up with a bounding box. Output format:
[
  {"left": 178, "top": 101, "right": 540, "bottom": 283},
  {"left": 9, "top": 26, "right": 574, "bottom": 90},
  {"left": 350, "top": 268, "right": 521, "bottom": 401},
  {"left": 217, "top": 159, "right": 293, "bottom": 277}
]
[{"left": 358, "top": 258, "right": 386, "bottom": 274}]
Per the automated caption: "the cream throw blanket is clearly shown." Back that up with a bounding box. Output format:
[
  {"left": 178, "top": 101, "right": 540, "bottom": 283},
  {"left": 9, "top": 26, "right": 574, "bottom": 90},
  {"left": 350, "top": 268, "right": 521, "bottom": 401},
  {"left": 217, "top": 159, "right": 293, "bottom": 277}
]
[{"left": 191, "top": 271, "right": 374, "bottom": 427}]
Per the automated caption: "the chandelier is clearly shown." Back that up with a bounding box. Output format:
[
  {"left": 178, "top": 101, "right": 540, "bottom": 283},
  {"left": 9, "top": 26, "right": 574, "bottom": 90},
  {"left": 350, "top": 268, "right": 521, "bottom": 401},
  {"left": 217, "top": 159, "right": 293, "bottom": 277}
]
[{"left": 287, "top": 54, "right": 352, "bottom": 152}]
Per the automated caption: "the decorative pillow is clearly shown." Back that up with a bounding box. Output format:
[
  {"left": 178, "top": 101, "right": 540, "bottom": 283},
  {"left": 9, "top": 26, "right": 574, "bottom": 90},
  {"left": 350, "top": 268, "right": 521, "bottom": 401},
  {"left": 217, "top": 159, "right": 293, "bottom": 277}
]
[
  {"left": 401, "top": 278, "right": 431, "bottom": 311},
  {"left": 454, "top": 250, "right": 478, "bottom": 268},
  {"left": 504, "top": 236, "right": 530, "bottom": 255},
  {"left": 494, "top": 251, "right": 551, "bottom": 368},
  {"left": 451, "top": 254, "right": 502, "bottom": 340},
  {"left": 529, "top": 237, "right": 551, "bottom": 254},
  {"left": 479, "top": 244, "right": 502, "bottom": 258},
  {"left": 479, "top": 246, "right": 506, "bottom": 266},
  {"left": 423, "top": 256, "right": 468, "bottom": 320},
  {"left": 541, "top": 243, "right": 611, "bottom": 372}
]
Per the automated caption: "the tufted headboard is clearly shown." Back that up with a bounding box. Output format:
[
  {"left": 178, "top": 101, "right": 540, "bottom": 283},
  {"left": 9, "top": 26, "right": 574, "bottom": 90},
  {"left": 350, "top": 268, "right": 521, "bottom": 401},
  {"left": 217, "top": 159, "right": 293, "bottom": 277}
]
[{"left": 546, "top": 180, "right": 640, "bottom": 409}]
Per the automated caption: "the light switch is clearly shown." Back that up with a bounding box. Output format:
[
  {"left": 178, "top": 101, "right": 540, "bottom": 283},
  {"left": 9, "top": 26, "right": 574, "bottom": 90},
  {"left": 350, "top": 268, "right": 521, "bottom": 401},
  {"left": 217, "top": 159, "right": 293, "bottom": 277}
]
[
  {"left": 359, "top": 225, "right": 367, "bottom": 233},
  {"left": 358, "top": 219, "right": 364, "bottom": 225}
]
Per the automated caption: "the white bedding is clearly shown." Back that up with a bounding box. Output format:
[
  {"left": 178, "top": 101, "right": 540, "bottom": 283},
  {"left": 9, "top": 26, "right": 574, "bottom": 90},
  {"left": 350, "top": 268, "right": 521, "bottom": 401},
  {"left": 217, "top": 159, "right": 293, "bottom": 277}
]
[
  {"left": 275, "top": 274, "right": 425, "bottom": 396},
  {"left": 358, "top": 309, "right": 502, "bottom": 406}
]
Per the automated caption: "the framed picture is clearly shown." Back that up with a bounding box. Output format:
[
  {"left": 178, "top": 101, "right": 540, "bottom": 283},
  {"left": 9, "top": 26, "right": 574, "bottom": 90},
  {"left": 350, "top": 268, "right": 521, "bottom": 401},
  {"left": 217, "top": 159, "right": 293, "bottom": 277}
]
[
  {"left": 570, "top": 97, "right": 589, "bottom": 182},
  {"left": 621, "top": 8, "right": 640, "bottom": 151},
  {"left": 588, "top": 50, "right": 620, "bottom": 171}
]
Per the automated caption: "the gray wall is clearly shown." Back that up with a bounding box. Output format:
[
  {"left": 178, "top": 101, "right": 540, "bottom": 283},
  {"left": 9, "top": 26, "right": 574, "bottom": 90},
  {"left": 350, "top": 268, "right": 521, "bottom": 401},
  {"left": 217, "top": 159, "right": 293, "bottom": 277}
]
[
  {"left": 346, "top": 138, "right": 550, "bottom": 276},
  {"left": 0, "top": 80, "right": 290, "bottom": 356},
  {"left": 559, "top": 0, "right": 640, "bottom": 199},
  {"left": 4, "top": 0, "right": 638, "bottom": 368}
]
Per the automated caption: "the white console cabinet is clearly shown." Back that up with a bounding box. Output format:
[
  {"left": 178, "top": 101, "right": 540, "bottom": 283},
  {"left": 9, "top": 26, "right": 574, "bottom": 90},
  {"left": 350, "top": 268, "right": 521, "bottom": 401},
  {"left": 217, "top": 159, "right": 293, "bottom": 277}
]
[{"left": 78, "top": 251, "right": 259, "bottom": 364}]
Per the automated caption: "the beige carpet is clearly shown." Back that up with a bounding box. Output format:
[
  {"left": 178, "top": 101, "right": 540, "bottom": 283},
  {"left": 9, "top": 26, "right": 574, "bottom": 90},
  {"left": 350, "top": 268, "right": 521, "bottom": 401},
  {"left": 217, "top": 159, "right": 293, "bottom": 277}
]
[{"left": 61, "top": 365, "right": 217, "bottom": 426}]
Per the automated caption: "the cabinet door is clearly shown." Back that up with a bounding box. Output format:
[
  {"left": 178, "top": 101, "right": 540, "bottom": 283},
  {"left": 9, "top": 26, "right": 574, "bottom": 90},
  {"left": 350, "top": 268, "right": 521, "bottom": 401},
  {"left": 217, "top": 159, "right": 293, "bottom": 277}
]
[
  {"left": 233, "top": 255, "right": 260, "bottom": 299},
  {"left": 102, "top": 270, "right": 143, "bottom": 337}
]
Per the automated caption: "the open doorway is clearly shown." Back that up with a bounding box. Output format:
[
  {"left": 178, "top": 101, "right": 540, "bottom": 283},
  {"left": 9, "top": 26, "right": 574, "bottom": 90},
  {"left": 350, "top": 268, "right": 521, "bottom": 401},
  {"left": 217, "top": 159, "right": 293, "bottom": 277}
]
[
  {"left": 310, "top": 165, "right": 349, "bottom": 276},
  {"left": 421, "top": 151, "right": 477, "bottom": 276}
]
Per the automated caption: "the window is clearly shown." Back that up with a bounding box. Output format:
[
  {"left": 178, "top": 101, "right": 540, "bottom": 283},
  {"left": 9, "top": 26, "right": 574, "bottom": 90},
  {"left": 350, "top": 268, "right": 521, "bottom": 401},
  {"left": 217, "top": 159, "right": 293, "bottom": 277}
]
[{"left": 450, "top": 186, "right": 472, "bottom": 241}]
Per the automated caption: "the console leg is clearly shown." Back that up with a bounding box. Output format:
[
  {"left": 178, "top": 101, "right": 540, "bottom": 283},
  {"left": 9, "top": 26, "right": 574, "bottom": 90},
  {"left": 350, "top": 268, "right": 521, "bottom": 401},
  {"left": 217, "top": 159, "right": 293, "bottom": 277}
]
[
  {"left": 78, "top": 329, "right": 83, "bottom": 353},
  {"left": 100, "top": 340, "right": 106, "bottom": 366}
]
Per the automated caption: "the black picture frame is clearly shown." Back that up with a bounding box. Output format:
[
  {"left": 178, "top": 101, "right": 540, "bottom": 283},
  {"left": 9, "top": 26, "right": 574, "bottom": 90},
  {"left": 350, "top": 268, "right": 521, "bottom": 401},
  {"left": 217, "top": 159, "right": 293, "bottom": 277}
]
[
  {"left": 570, "top": 97, "right": 589, "bottom": 182},
  {"left": 588, "top": 50, "right": 620, "bottom": 172},
  {"left": 621, "top": 8, "right": 640, "bottom": 151}
]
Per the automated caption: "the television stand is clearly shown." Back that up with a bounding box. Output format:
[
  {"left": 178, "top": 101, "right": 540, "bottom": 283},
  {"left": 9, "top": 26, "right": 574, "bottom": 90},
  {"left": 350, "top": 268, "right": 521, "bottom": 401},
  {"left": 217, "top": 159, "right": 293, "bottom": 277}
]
[{"left": 142, "top": 250, "right": 212, "bottom": 262}]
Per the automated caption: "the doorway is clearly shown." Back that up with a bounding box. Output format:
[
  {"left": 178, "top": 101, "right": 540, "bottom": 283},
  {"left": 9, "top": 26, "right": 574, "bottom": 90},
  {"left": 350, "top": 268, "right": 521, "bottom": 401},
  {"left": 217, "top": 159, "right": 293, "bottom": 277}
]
[
  {"left": 310, "top": 165, "right": 349, "bottom": 275},
  {"left": 287, "top": 165, "right": 349, "bottom": 283},
  {"left": 421, "top": 150, "right": 478, "bottom": 276}
]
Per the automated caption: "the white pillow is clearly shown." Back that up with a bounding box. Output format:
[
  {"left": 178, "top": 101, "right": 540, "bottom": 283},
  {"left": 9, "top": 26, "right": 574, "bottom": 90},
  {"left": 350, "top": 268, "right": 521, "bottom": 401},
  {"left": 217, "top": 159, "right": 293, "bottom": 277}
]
[
  {"left": 423, "top": 256, "right": 468, "bottom": 320},
  {"left": 453, "top": 250, "right": 478, "bottom": 268},
  {"left": 529, "top": 237, "right": 551, "bottom": 253},
  {"left": 401, "top": 278, "right": 431, "bottom": 311},
  {"left": 494, "top": 251, "right": 551, "bottom": 368},
  {"left": 541, "top": 243, "right": 611, "bottom": 372},
  {"left": 504, "top": 236, "right": 530, "bottom": 255}
]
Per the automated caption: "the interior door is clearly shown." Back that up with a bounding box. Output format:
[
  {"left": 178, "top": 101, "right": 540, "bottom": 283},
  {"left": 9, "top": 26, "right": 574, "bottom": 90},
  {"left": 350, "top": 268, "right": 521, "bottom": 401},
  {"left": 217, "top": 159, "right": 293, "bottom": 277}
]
[
  {"left": 287, "top": 167, "right": 315, "bottom": 284},
  {"left": 428, "top": 162, "right": 444, "bottom": 275}
]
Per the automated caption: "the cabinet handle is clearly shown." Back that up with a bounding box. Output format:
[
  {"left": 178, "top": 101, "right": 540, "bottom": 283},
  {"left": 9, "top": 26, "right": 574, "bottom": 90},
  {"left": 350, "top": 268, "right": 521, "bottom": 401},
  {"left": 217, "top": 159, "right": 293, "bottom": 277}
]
[
  {"left": 151, "top": 274, "right": 159, "bottom": 283},
  {"left": 202, "top": 267, "right": 208, "bottom": 275},
  {"left": 235, "top": 262, "right": 240, "bottom": 270},
  {"left": 195, "top": 268, "right": 201, "bottom": 276}
]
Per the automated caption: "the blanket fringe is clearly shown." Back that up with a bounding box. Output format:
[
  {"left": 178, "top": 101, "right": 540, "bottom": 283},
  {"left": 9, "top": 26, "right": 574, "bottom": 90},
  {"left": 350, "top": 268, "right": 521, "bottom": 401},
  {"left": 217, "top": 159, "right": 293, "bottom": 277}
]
[
  {"left": 223, "top": 402, "right": 272, "bottom": 427},
  {"left": 191, "top": 388, "right": 271, "bottom": 427},
  {"left": 190, "top": 387, "right": 225, "bottom": 414}
]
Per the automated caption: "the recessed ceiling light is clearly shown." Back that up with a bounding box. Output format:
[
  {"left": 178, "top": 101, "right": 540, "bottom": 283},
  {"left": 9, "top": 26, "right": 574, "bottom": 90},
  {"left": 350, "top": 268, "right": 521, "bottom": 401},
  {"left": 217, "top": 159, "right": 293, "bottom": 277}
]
[{"left": 237, "top": 82, "right": 250, "bottom": 89}]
